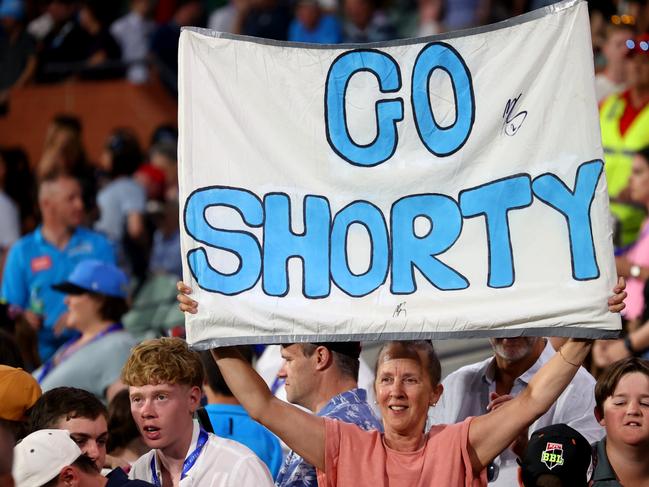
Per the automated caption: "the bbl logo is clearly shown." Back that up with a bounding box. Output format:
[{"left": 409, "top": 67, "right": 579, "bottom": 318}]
[{"left": 541, "top": 442, "right": 564, "bottom": 470}]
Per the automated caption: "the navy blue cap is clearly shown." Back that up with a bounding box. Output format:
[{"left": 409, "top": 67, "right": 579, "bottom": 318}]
[
  {"left": 52, "top": 260, "right": 128, "bottom": 298},
  {"left": 520, "top": 424, "right": 591, "bottom": 487}
]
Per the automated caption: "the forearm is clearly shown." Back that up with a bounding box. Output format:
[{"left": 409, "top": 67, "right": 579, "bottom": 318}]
[
  {"left": 469, "top": 340, "right": 591, "bottom": 471},
  {"left": 210, "top": 347, "right": 274, "bottom": 421},
  {"left": 617, "top": 256, "right": 649, "bottom": 281},
  {"left": 522, "top": 340, "right": 590, "bottom": 416}
]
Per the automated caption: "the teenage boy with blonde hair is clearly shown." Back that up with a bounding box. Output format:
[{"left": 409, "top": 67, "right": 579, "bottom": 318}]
[{"left": 122, "top": 337, "right": 273, "bottom": 487}]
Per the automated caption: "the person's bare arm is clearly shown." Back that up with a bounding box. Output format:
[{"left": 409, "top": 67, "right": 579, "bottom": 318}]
[
  {"left": 628, "top": 322, "right": 649, "bottom": 351},
  {"left": 467, "top": 278, "right": 626, "bottom": 472},
  {"left": 126, "top": 212, "right": 145, "bottom": 241},
  {"left": 210, "top": 347, "right": 326, "bottom": 470},
  {"left": 616, "top": 255, "right": 649, "bottom": 281},
  {"left": 549, "top": 337, "right": 568, "bottom": 351},
  {"left": 595, "top": 320, "right": 649, "bottom": 365},
  {"left": 486, "top": 392, "right": 528, "bottom": 458},
  {"left": 178, "top": 282, "right": 326, "bottom": 468},
  {"left": 468, "top": 339, "right": 591, "bottom": 471}
]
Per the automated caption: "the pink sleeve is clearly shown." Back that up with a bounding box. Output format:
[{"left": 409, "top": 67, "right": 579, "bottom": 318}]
[
  {"left": 317, "top": 418, "right": 340, "bottom": 487},
  {"left": 629, "top": 229, "right": 649, "bottom": 263},
  {"left": 462, "top": 417, "right": 488, "bottom": 486}
]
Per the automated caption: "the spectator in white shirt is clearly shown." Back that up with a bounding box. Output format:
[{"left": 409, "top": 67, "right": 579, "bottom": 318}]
[{"left": 428, "top": 337, "right": 604, "bottom": 486}]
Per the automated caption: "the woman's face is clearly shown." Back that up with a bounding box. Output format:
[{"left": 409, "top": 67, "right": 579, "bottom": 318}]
[
  {"left": 629, "top": 154, "right": 649, "bottom": 205},
  {"left": 64, "top": 293, "right": 103, "bottom": 330},
  {"left": 375, "top": 355, "right": 441, "bottom": 438},
  {"left": 599, "top": 372, "right": 649, "bottom": 447}
]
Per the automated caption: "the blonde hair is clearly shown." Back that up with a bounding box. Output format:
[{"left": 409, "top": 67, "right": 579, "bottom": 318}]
[{"left": 121, "top": 337, "right": 204, "bottom": 388}]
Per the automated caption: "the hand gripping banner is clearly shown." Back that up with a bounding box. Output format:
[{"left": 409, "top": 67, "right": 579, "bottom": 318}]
[{"left": 178, "top": 0, "right": 621, "bottom": 347}]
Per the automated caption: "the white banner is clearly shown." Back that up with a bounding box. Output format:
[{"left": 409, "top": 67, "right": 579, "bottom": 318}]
[{"left": 179, "top": 0, "right": 621, "bottom": 347}]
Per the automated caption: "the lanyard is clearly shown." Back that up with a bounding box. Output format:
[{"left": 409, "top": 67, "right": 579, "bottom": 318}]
[
  {"left": 37, "top": 322, "right": 123, "bottom": 383},
  {"left": 150, "top": 428, "right": 209, "bottom": 487}
]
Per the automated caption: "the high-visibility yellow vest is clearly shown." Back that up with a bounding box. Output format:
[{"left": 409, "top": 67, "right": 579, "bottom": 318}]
[{"left": 600, "top": 92, "right": 649, "bottom": 245}]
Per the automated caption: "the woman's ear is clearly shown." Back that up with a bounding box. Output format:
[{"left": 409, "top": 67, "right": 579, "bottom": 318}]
[{"left": 430, "top": 383, "right": 443, "bottom": 407}]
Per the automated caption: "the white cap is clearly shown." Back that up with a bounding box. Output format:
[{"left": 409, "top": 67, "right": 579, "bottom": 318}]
[{"left": 13, "top": 429, "right": 82, "bottom": 487}]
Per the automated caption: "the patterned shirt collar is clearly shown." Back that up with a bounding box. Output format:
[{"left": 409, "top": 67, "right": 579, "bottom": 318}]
[{"left": 317, "top": 388, "right": 368, "bottom": 417}]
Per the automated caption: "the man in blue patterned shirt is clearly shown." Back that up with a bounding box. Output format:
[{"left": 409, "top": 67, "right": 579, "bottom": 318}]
[{"left": 274, "top": 342, "right": 382, "bottom": 487}]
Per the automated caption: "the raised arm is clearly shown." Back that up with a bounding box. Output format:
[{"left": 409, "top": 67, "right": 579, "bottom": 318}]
[
  {"left": 467, "top": 277, "right": 626, "bottom": 472},
  {"left": 177, "top": 283, "right": 326, "bottom": 470},
  {"left": 210, "top": 347, "right": 325, "bottom": 469},
  {"left": 468, "top": 339, "right": 591, "bottom": 471}
]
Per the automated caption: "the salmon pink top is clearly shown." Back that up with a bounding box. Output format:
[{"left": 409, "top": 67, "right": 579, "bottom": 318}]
[{"left": 317, "top": 416, "right": 487, "bottom": 487}]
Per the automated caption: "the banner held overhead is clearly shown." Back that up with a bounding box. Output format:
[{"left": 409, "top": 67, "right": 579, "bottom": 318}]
[{"left": 178, "top": 0, "right": 621, "bottom": 348}]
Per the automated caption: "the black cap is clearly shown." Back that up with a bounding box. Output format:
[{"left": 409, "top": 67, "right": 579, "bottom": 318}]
[{"left": 520, "top": 424, "right": 591, "bottom": 487}]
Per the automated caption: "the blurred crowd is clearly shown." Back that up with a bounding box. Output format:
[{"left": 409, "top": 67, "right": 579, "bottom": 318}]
[
  {"left": 2, "top": 0, "right": 649, "bottom": 100},
  {"left": 1, "top": 0, "right": 649, "bottom": 486}
]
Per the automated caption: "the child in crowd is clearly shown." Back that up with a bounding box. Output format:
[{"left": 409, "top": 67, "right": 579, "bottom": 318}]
[
  {"left": 121, "top": 337, "right": 274, "bottom": 486},
  {"left": 591, "top": 357, "right": 649, "bottom": 486}
]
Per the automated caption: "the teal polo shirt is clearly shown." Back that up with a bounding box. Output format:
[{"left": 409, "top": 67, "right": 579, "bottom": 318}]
[{"left": 1, "top": 226, "right": 115, "bottom": 360}]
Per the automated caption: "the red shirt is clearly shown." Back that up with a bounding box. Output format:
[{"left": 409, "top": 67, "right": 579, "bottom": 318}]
[{"left": 619, "top": 90, "right": 649, "bottom": 136}]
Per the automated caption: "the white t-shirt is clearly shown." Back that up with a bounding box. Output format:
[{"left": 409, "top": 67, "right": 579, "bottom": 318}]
[{"left": 129, "top": 421, "right": 274, "bottom": 487}]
